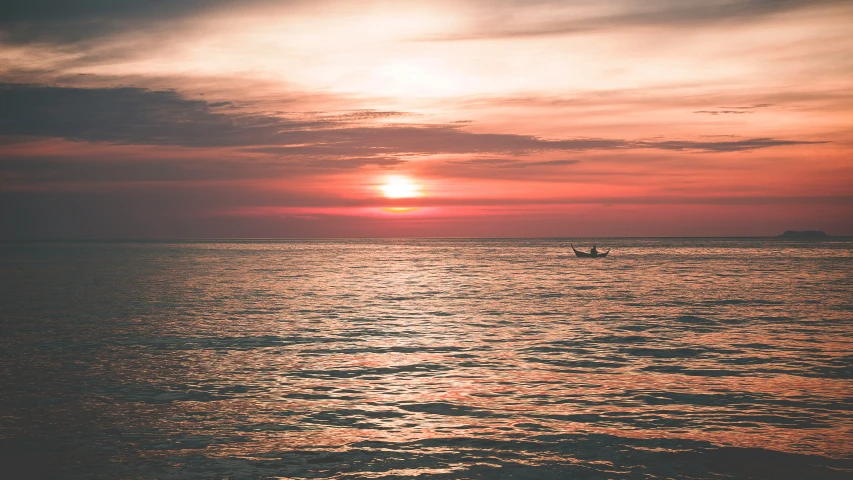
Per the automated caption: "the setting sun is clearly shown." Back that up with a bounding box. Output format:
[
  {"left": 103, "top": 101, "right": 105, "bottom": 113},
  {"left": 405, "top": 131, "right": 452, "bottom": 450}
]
[{"left": 378, "top": 175, "right": 423, "bottom": 199}]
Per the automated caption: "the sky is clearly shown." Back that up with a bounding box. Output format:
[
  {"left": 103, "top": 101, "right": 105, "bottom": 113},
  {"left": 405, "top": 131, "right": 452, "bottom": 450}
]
[{"left": 1, "top": 0, "right": 852, "bottom": 238}]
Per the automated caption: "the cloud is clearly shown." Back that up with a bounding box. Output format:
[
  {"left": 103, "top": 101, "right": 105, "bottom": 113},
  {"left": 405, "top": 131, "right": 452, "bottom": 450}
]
[
  {"left": 447, "top": 158, "right": 580, "bottom": 168},
  {"left": 722, "top": 104, "right": 773, "bottom": 109},
  {"left": 327, "top": 111, "right": 410, "bottom": 121},
  {"left": 694, "top": 104, "right": 774, "bottom": 115},
  {"left": 247, "top": 127, "right": 631, "bottom": 156},
  {"left": 694, "top": 110, "right": 752, "bottom": 115},
  {"left": 0, "top": 0, "right": 253, "bottom": 44},
  {"left": 0, "top": 84, "right": 824, "bottom": 158},
  {"left": 634, "top": 138, "right": 825, "bottom": 152},
  {"left": 429, "top": 0, "right": 850, "bottom": 40},
  {"left": 0, "top": 83, "right": 330, "bottom": 147},
  {"left": 5, "top": 0, "right": 848, "bottom": 47}
]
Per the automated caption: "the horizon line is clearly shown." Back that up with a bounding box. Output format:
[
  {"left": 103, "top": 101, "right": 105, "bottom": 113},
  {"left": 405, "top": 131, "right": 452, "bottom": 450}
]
[{"left": 1, "top": 235, "right": 843, "bottom": 242}]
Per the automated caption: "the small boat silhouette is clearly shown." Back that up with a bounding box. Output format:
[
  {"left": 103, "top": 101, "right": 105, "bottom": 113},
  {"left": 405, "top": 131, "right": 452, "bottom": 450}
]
[{"left": 571, "top": 244, "right": 609, "bottom": 258}]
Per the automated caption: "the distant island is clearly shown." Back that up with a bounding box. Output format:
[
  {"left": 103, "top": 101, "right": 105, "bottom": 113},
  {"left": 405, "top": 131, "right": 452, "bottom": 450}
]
[{"left": 777, "top": 230, "right": 829, "bottom": 238}]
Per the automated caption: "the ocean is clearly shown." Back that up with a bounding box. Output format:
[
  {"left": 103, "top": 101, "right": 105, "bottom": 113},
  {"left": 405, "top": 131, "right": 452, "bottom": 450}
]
[{"left": 1, "top": 238, "right": 851, "bottom": 479}]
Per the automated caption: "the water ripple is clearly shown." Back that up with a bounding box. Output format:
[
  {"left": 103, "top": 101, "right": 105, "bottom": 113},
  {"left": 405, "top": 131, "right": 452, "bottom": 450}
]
[{"left": 1, "top": 238, "right": 852, "bottom": 478}]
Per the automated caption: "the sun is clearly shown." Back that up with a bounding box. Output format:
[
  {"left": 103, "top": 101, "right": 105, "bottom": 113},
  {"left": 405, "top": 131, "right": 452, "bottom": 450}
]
[{"left": 379, "top": 175, "right": 423, "bottom": 198}]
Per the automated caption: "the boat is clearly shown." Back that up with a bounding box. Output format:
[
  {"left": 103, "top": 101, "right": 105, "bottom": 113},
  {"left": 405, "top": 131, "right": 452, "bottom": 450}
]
[{"left": 571, "top": 244, "right": 609, "bottom": 258}]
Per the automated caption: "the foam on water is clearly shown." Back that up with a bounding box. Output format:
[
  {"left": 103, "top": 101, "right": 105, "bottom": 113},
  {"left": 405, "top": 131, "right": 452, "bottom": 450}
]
[{"left": 1, "top": 238, "right": 851, "bottom": 479}]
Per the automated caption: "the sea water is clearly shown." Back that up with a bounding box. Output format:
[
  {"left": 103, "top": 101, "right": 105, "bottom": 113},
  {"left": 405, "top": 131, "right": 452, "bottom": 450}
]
[{"left": 1, "top": 238, "right": 851, "bottom": 479}]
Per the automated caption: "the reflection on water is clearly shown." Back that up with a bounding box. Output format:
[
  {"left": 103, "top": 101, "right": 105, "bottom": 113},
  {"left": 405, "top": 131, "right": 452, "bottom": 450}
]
[{"left": 1, "top": 238, "right": 852, "bottom": 478}]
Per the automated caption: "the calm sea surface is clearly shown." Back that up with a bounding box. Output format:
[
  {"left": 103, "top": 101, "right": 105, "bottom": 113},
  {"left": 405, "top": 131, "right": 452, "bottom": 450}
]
[{"left": 1, "top": 238, "right": 852, "bottom": 479}]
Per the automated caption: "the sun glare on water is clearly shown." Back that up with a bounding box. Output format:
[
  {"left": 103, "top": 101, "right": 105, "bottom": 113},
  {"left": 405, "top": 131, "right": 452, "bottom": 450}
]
[{"left": 379, "top": 175, "right": 422, "bottom": 199}]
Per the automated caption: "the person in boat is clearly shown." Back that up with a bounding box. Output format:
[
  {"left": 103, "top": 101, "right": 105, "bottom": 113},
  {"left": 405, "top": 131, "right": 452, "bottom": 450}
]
[{"left": 590, "top": 245, "right": 598, "bottom": 257}]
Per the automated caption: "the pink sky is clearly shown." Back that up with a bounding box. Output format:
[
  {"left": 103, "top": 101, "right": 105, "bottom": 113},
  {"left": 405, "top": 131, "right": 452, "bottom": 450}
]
[{"left": 1, "top": 0, "right": 852, "bottom": 237}]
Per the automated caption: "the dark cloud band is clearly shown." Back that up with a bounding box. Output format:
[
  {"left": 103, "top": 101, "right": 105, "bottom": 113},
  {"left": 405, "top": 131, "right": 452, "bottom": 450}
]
[{"left": 0, "top": 84, "right": 823, "bottom": 155}]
